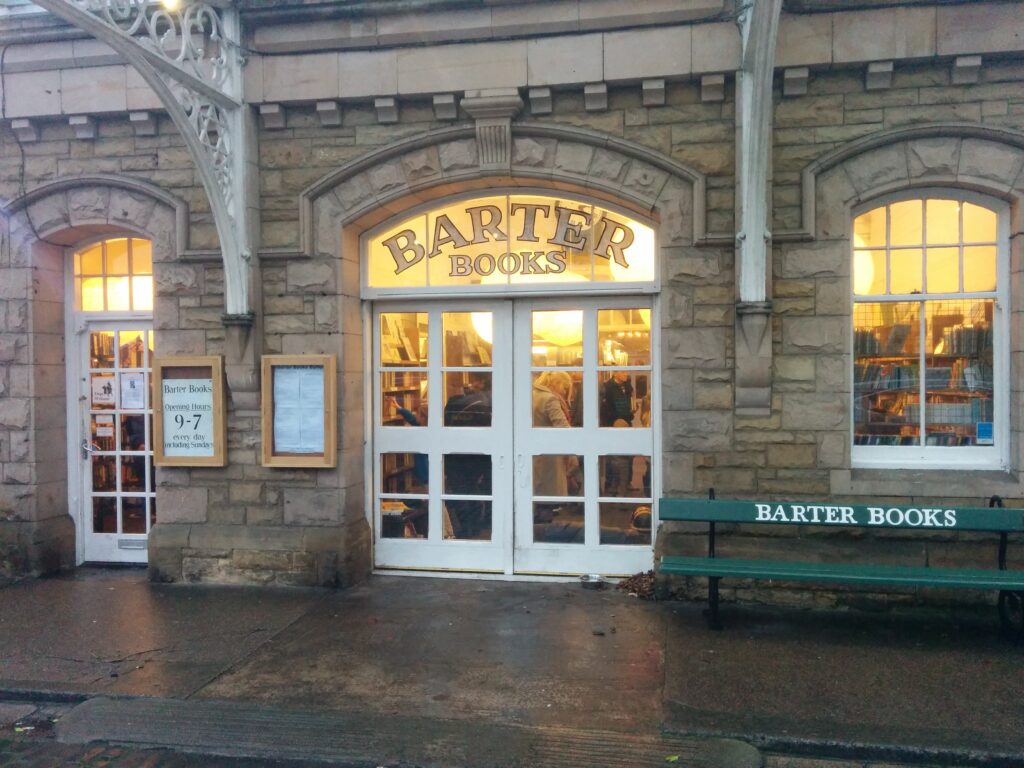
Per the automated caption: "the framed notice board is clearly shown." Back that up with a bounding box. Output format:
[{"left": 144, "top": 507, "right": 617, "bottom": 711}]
[
  {"left": 261, "top": 355, "right": 337, "bottom": 468},
  {"left": 152, "top": 355, "right": 227, "bottom": 467}
]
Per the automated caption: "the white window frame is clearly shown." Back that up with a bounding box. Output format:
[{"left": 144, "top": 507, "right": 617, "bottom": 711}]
[{"left": 850, "top": 189, "right": 1010, "bottom": 471}]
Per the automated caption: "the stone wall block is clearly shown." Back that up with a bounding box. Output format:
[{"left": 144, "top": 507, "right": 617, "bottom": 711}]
[
  {"left": 0, "top": 399, "right": 30, "bottom": 429},
  {"left": 438, "top": 139, "right": 478, "bottom": 173},
  {"left": 782, "top": 393, "right": 849, "bottom": 430},
  {"left": 314, "top": 193, "right": 344, "bottom": 257},
  {"left": 553, "top": 141, "right": 593, "bottom": 175},
  {"left": 665, "top": 410, "right": 733, "bottom": 451},
  {"left": 512, "top": 137, "right": 555, "bottom": 169},
  {"left": 661, "top": 288, "right": 693, "bottom": 327},
  {"left": 816, "top": 431, "right": 849, "bottom": 468},
  {"left": 664, "top": 247, "right": 722, "bottom": 282},
  {"left": 68, "top": 187, "right": 111, "bottom": 225},
  {"left": 284, "top": 487, "right": 342, "bottom": 525},
  {"left": 906, "top": 137, "right": 961, "bottom": 180},
  {"left": 843, "top": 142, "right": 909, "bottom": 195},
  {"left": 314, "top": 297, "right": 339, "bottom": 332},
  {"left": 156, "top": 486, "right": 208, "bottom": 524},
  {"left": 958, "top": 139, "right": 1024, "bottom": 188},
  {"left": 155, "top": 264, "right": 200, "bottom": 295},
  {"left": 154, "top": 330, "right": 207, "bottom": 356},
  {"left": 108, "top": 188, "right": 158, "bottom": 231},
  {"left": 287, "top": 261, "right": 336, "bottom": 293},
  {"left": 775, "top": 95, "right": 844, "bottom": 128},
  {"left": 401, "top": 146, "right": 443, "bottom": 183},
  {"left": 781, "top": 242, "right": 848, "bottom": 278},
  {"left": 664, "top": 327, "right": 727, "bottom": 368},
  {"left": 782, "top": 316, "right": 848, "bottom": 354},
  {"left": 656, "top": 179, "right": 694, "bottom": 244}
]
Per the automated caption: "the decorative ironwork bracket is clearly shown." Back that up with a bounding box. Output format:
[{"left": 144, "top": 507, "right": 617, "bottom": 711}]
[{"left": 30, "top": 0, "right": 255, "bottom": 319}]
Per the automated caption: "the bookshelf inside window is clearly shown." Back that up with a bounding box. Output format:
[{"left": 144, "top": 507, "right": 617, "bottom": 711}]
[{"left": 853, "top": 300, "right": 994, "bottom": 447}]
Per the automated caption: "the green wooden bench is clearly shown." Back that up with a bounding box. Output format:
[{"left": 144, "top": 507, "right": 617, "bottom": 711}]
[{"left": 659, "top": 492, "right": 1024, "bottom": 640}]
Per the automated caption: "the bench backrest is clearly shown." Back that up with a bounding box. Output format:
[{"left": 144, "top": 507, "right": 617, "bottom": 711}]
[{"left": 659, "top": 498, "right": 1024, "bottom": 533}]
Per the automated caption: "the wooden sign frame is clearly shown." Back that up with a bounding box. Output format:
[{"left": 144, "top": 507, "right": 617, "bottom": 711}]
[
  {"left": 152, "top": 355, "right": 227, "bottom": 467},
  {"left": 261, "top": 354, "right": 337, "bottom": 468}
]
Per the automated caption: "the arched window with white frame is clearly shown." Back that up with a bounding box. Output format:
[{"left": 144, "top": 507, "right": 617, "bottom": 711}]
[{"left": 851, "top": 191, "right": 1008, "bottom": 469}]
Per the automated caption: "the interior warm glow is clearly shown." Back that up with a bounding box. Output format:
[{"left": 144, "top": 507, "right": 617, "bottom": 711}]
[
  {"left": 609, "top": 224, "right": 656, "bottom": 282},
  {"left": 74, "top": 238, "right": 154, "bottom": 312},
  {"left": 161, "top": 0, "right": 181, "bottom": 10},
  {"left": 470, "top": 312, "right": 493, "bottom": 345},
  {"left": 533, "top": 310, "right": 583, "bottom": 348},
  {"left": 852, "top": 234, "right": 875, "bottom": 296},
  {"left": 81, "top": 278, "right": 104, "bottom": 312}
]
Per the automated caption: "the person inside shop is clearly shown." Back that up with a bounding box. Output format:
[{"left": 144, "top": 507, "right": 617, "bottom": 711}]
[
  {"left": 532, "top": 370, "right": 573, "bottom": 429},
  {"left": 444, "top": 372, "right": 492, "bottom": 427},
  {"left": 600, "top": 370, "right": 635, "bottom": 427}
]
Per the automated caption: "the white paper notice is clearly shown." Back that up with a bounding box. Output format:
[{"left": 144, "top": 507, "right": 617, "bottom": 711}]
[
  {"left": 95, "top": 414, "right": 115, "bottom": 438},
  {"left": 161, "top": 377, "right": 215, "bottom": 457},
  {"left": 273, "top": 366, "right": 325, "bottom": 454},
  {"left": 120, "top": 372, "right": 146, "bottom": 410},
  {"left": 91, "top": 375, "right": 116, "bottom": 408}
]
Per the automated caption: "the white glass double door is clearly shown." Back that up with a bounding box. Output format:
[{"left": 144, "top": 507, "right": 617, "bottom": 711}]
[{"left": 373, "top": 298, "right": 655, "bottom": 576}]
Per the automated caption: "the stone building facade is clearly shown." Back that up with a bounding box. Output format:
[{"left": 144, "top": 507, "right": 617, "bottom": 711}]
[{"left": 0, "top": 0, "right": 1022, "bottom": 606}]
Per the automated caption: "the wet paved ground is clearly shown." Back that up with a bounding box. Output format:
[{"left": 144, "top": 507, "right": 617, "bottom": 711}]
[{"left": 0, "top": 568, "right": 1021, "bottom": 767}]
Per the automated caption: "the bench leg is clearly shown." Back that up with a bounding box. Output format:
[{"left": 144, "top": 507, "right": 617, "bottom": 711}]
[
  {"left": 998, "top": 590, "right": 1023, "bottom": 643},
  {"left": 702, "top": 577, "right": 723, "bottom": 631}
]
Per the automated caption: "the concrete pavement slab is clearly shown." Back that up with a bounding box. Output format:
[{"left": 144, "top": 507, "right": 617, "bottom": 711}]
[
  {"left": 196, "top": 576, "right": 665, "bottom": 733},
  {"left": 662, "top": 601, "right": 1024, "bottom": 760},
  {"left": 0, "top": 568, "right": 325, "bottom": 699}
]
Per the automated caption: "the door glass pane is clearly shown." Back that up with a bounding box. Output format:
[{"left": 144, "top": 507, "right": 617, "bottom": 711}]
[
  {"left": 122, "top": 497, "right": 146, "bottom": 534},
  {"left": 853, "top": 206, "right": 886, "bottom": 249},
  {"left": 132, "top": 240, "right": 153, "bottom": 274},
  {"left": 90, "top": 332, "right": 115, "bottom": 368},
  {"left": 443, "top": 312, "right": 492, "bottom": 366},
  {"left": 600, "top": 503, "right": 651, "bottom": 545},
  {"left": 92, "top": 454, "right": 116, "bottom": 492},
  {"left": 105, "top": 238, "right": 130, "bottom": 274},
  {"left": 380, "top": 313, "right": 428, "bottom": 367},
  {"left": 91, "top": 414, "right": 116, "bottom": 451},
  {"left": 532, "top": 454, "right": 583, "bottom": 497},
  {"left": 106, "top": 276, "right": 130, "bottom": 312},
  {"left": 924, "top": 299, "right": 993, "bottom": 447},
  {"left": 120, "top": 331, "right": 146, "bottom": 368},
  {"left": 381, "top": 500, "right": 427, "bottom": 539},
  {"left": 79, "top": 244, "right": 103, "bottom": 275},
  {"left": 599, "top": 455, "right": 651, "bottom": 498},
  {"left": 382, "top": 371, "right": 427, "bottom": 426},
  {"left": 81, "top": 278, "right": 105, "bottom": 311},
  {"left": 121, "top": 456, "right": 146, "bottom": 492},
  {"left": 381, "top": 452, "right": 428, "bottom": 495},
  {"left": 599, "top": 371, "right": 650, "bottom": 427},
  {"left": 92, "top": 497, "right": 117, "bottom": 533},
  {"left": 91, "top": 373, "right": 116, "bottom": 409},
  {"left": 444, "top": 372, "right": 492, "bottom": 427},
  {"left": 598, "top": 308, "right": 651, "bottom": 365},
  {"left": 132, "top": 276, "right": 154, "bottom": 312},
  {"left": 853, "top": 302, "right": 921, "bottom": 446},
  {"left": 531, "top": 310, "right": 582, "bottom": 365},
  {"left": 531, "top": 372, "right": 575, "bottom": 428},
  {"left": 443, "top": 452, "right": 492, "bottom": 541},
  {"left": 533, "top": 502, "right": 585, "bottom": 544}
]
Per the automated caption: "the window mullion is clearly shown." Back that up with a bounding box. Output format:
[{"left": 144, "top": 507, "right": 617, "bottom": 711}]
[{"left": 918, "top": 301, "right": 926, "bottom": 447}]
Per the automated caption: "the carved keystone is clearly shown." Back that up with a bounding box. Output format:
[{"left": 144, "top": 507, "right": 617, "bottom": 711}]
[{"left": 462, "top": 88, "right": 523, "bottom": 170}]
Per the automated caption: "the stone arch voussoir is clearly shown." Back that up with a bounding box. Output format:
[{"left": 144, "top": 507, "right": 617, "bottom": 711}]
[
  {"left": 803, "top": 123, "right": 1024, "bottom": 240},
  {"left": 300, "top": 123, "right": 707, "bottom": 264}
]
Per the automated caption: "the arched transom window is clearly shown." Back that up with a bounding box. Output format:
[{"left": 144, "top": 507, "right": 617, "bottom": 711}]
[
  {"left": 851, "top": 194, "right": 1006, "bottom": 468},
  {"left": 74, "top": 238, "right": 154, "bottom": 313},
  {"left": 364, "top": 192, "right": 656, "bottom": 297}
]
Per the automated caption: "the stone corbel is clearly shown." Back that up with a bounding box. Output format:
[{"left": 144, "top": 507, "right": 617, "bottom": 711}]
[
  {"left": 222, "top": 313, "right": 259, "bottom": 411},
  {"left": 735, "top": 301, "right": 773, "bottom": 416},
  {"left": 461, "top": 88, "right": 524, "bottom": 171}
]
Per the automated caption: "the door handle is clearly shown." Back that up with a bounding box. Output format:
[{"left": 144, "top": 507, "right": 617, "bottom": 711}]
[{"left": 81, "top": 439, "right": 98, "bottom": 459}]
